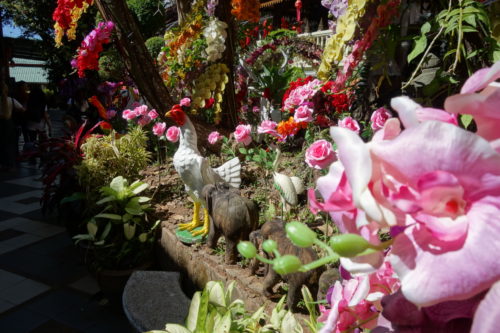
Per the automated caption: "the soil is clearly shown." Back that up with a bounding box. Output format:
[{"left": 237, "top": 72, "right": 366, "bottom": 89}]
[{"left": 139, "top": 154, "right": 326, "bottom": 331}]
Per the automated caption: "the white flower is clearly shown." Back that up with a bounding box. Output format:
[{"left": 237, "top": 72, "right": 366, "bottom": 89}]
[{"left": 203, "top": 18, "right": 228, "bottom": 62}]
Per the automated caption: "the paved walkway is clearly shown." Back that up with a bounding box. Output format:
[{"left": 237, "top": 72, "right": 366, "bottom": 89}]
[{"left": 0, "top": 110, "right": 133, "bottom": 332}]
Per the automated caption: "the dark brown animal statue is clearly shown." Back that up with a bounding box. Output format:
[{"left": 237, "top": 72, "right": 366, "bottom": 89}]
[
  {"left": 249, "top": 219, "right": 323, "bottom": 311},
  {"left": 202, "top": 183, "right": 259, "bottom": 264}
]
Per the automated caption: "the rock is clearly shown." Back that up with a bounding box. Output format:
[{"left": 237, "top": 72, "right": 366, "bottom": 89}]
[{"left": 123, "top": 271, "right": 191, "bottom": 332}]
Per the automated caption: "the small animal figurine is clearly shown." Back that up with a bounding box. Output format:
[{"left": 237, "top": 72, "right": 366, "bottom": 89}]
[
  {"left": 249, "top": 219, "right": 322, "bottom": 311},
  {"left": 202, "top": 183, "right": 259, "bottom": 264}
]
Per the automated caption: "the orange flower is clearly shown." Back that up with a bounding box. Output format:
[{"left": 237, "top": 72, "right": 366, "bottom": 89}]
[
  {"left": 231, "top": 0, "right": 260, "bottom": 23},
  {"left": 277, "top": 117, "right": 307, "bottom": 138}
]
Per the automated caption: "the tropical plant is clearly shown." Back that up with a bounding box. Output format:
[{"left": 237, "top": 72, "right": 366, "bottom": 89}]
[
  {"left": 74, "top": 176, "right": 160, "bottom": 270},
  {"left": 76, "top": 126, "right": 151, "bottom": 196},
  {"left": 148, "top": 280, "right": 303, "bottom": 333}
]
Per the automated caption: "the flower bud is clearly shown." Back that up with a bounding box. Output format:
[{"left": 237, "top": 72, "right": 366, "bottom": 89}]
[
  {"left": 273, "top": 255, "right": 302, "bottom": 275},
  {"left": 286, "top": 222, "right": 317, "bottom": 248},
  {"left": 237, "top": 241, "right": 257, "bottom": 259},
  {"left": 329, "top": 234, "right": 371, "bottom": 257},
  {"left": 262, "top": 239, "right": 278, "bottom": 254}
]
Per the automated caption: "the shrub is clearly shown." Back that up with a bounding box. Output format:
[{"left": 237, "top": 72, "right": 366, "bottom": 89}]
[{"left": 76, "top": 127, "right": 151, "bottom": 194}]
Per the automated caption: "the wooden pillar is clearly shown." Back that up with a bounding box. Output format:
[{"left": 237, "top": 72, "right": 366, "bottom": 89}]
[{"left": 94, "top": 0, "right": 175, "bottom": 113}]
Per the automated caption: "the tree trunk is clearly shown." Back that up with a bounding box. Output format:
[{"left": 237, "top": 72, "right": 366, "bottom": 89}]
[
  {"left": 94, "top": 0, "right": 175, "bottom": 113},
  {"left": 0, "top": 12, "right": 9, "bottom": 83},
  {"left": 216, "top": 0, "right": 238, "bottom": 128},
  {"left": 176, "top": 0, "right": 190, "bottom": 26}
]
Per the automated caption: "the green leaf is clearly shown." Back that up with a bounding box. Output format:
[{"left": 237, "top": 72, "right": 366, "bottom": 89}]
[
  {"left": 61, "top": 192, "right": 85, "bottom": 204},
  {"left": 407, "top": 35, "right": 428, "bottom": 64},
  {"left": 110, "top": 176, "right": 127, "bottom": 193},
  {"left": 131, "top": 183, "right": 149, "bottom": 195},
  {"left": 213, "top": 311, "right": 231, "bottom": 333},
  {"left": 186, "top": 292, "right": 201, "bottom": 332},
  {"left": 95, "top": 213, "right": 122, "bottom": 220},
  {"left": 87, "top": 222, "right": 98, "bottom": 237},
  {"left": 163, "top": 324, "right": 192, "bottom": 333},
  {"left": 208, "top": 281, "right": 226, "bottom": 307},
  {"left": 461, "top": 114, "right": 474, "bottom": 129},
  {"left": 194, "top": 289, "right": 209, "bottom": 333},
  {"left": 137, "top": 196, "right": 151, "bottom": 203},
  {"left": 252, "top": 155, "right": 262, "bottom": 162},
  {"left": 123, "top": 223, "right": 136, "bottom": 240},
  {"left": 420, "top": 21, "right": 431, "bottom": 34},
  {"left": 96, "top": 196, "right": 115, "bottom": 205},
  {"left": 100, "top": 222, "right": 112, "bottom": 241},
  {"left": 238, "top": 147, "right": 247, "bottom": 155}
]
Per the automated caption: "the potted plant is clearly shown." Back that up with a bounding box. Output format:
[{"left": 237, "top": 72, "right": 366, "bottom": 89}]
[{"left": 74, "top": 175, "right": 160, "bottom": 299}]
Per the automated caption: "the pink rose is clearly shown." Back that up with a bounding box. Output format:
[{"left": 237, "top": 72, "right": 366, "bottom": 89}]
[
  {"left": 137, "top": 115, "right": 151, "bottom": 127},
  {"left": 305, "top": 139, "right": 336, "bottom": 169},
  {"left": 148, "top": 109, "right": 159, "bottom": 120},
  {"left": 370, "top": 107, "right": 392, "bottom": 131},
  {"left": 257, "top": 120, "right": 278, "bottom": 135},
  {"left": 234, "top": 124, "right": 252, "bottom": 146},
  {"left": 208, "top": 131, "right": 222, "bottom": 144},
  {"left": 152, "top": 122, "right": 166, "bottom": 137},
  {"left": 122, "top": 109, "right": 137, "bottom": 120},
  {"left": 294, "top": 105, "right": 314, "bottom": 123},
  {"left": 166, "top": 126, "right": 180, "bottom": 142},
  {"left": 180, "top": 97, "right": 191, "bottom": 107},
  {"left": 338, "top": 116, "right": 360, "bottom": 134},
  {"left": 134, "top": 104, "right": 149, "bottom": 116}
]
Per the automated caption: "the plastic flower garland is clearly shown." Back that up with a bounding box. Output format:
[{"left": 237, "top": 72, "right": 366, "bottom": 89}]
[
  {"left": 71, "top": 21, "right": 114, "bottom": 78},
  {"left": 318, "top": 0, "right": 369, "bottom": 80},
  {"left": 53, "top": 0, "right": 94, "bottom": 47},
  {"left": 203, "top": 18, "right": 228, "bottom": 62},
  {"left": 191, "top": 63, "right": 230, "bottom": 124},
  {"left": 231, "top": 0, "right": 260, "bottom": 23}
]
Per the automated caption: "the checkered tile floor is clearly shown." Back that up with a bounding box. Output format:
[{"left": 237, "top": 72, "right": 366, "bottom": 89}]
[{"left": 0, "top": 162, "right": 132, "bottom": 332}]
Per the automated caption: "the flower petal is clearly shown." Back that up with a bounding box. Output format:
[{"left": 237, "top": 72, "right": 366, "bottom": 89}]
[
  {"left": 460, "top": 61, "right": 500, "bottom": 93},
  {"left": 391, "top": 198, "right": 500, "bottom": 306},
  {"left": 471, "top": 281, "right": 500, "bottom": 333}
]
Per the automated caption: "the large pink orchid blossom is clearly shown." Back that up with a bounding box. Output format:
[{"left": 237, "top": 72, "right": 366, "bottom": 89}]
[{"left": 445, "top": 61, "right": 500, "bottom": 142}]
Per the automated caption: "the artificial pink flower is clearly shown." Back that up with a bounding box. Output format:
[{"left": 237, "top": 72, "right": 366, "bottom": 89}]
[
  {"left": 180, "top": 97, "right": 191, "bottom": 107},
  {"left": 208, "top": 131, "right": 222, "bottom": 144},
  {"left": 122, "top": 109, "right": 137, "bottom": 120},
  {"left": 294, "top": 105, "right": 314, "bottom": 123},
  {"left": 370, "top": 107, "right": 392, "bottom": 131},
  {"left": 134, "top": 104, "right": 149, "bottom": 116},
  {"left": 152, "top": 122, "right": 166, "bottom": 137},
  {"left": 166, "top": 126, "right": 180, "bottom": 142},
  {"left": 305, "top": 139, "right": 336, "bottom": 170},
  {"left": 148, "top": 109, "right": 159, "bottom": 120},
  {"left": 391, "top": 96, "right": 458, "bottom": 127},
  {"left": 329, "top": 120, "right": 500, "bottom": 307},
  {"left": 444, "top": 61, "right": 500, "bottom": 141},
  {"left": 471, "top": 281, "right": 500, "bottom": 333},
  {"left": 257, "top": 120, "right": 278, "bottom": 135},
  {"left": 137, "top": 115, "right": 151, "bottom": 127},
  {"left": 338, "top": 116, "right": 360, "bottom": 134},
  {"left": 234, "top": 124, "right": 252, "bottom": 146}
]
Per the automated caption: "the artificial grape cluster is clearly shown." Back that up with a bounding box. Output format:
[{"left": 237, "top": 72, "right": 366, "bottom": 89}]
[
  {"left": 191, "top": 63, "right": 230, "bottom": 124},
  {"left": 203, "top": 18, "right": 228, "bottom": 63}
]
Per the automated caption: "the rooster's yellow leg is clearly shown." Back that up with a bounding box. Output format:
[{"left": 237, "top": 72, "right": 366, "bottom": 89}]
[
  {"left": 191, "top": 207, "right": 210, "bottom": 237},
  {"left": 179, "top": 201, "right": 202, "bottom": 231}
]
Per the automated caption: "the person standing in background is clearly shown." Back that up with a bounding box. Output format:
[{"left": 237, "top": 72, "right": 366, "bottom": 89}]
[
  {"left": 26, "top": 86, "right": 52, "bottom": 144},
  {"left": 13, "top": 81, "right": 29, "bottom": 148},
  {"left": 0, "top": 82, "right": 25, "bottom": 172}
]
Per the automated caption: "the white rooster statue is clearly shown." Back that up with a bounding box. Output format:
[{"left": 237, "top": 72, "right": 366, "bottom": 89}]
[{"left": 166, "top": 105, "right": 241, "bottom": 237}]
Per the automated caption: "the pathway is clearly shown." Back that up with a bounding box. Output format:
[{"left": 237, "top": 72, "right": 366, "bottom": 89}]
[{"left": 0, "top": 109, "right": 133, "bottom": 332}]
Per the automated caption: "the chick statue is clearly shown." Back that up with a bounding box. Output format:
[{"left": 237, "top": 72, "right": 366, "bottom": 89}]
[{"left": 166, "top": 104, "right": 241, "bottom": 238}]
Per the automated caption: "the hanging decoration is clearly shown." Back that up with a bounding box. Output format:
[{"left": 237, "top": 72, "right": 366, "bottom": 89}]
[
  {"left": 53, "top": 0, "right": 94, "bottom": 47},
  {"left": 203, "top": 18, "right": 228, "bottom": 62},
  {"left": 231, "top": 0, "right": 260, "bottom": 23},
  {"left": 71, "top": 21, "right": 115, "bottom": 78},
  {"left": 295, "top": 0, "right": 302, "bottom": 22}
]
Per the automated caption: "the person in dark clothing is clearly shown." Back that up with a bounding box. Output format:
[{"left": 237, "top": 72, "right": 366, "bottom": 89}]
[
  {"left": 13, "top": 81, "right": 29, "bottom": 144},
  {"left": 0, "top": 82, "right": 25, "bottom": 171},
  {"left": 26, "top": 86, "right": 52, "bottom": 144}
]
